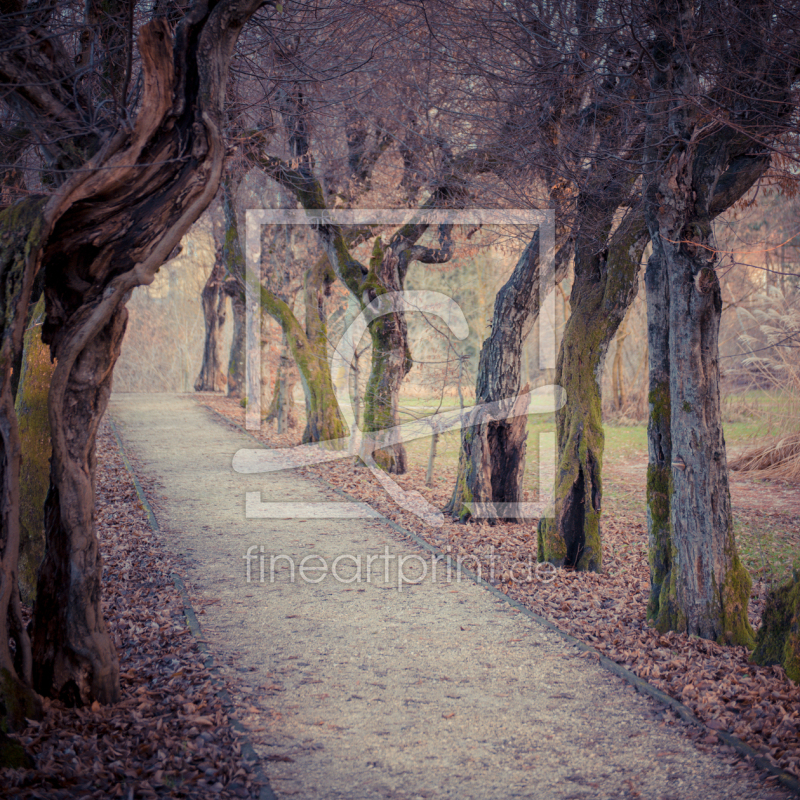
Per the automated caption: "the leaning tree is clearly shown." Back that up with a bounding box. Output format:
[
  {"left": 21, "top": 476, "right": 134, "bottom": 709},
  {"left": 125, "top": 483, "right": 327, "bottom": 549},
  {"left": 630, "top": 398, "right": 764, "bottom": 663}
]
[{"left": 0, "top": 0, "right": 276, "bottom": 715}]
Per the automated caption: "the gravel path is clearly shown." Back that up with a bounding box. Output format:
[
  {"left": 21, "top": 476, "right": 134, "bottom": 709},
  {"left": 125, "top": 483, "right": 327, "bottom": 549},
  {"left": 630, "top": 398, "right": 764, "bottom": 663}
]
[{"left": 108, "top": 393, "right": 791, "bottom": 800}]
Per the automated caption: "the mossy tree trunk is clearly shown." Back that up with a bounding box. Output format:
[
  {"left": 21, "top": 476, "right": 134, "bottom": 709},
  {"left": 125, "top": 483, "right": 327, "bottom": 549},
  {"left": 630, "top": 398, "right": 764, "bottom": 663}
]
[
  {"left": 259, "top": 281, "right": 348, "bottom": 446},
  {"left": 661, "top": 225, "right": 753, "bottom": 645},
  {"left": 222, "top": 176, "right": 246, "bottom": 399},
  {"left": 359, "top": 240, "right": 412, "bottom": 473},
  {"left": 447, "top": 232, "right": 559, "bottom": 522},
  {"left": 300, "top": 250, "right": 349, "bottom": 444},
  {"left": 537, "top": 213, "right": 648, "bottom": 570},
  {"left": 645, "top": 248, "right": 675, "bottom": 628},
  {"left": 0, "top": 1, "right": 270, "bottom": 706},
  {"left": 752, "top": 573, "right": 800, "bottom": 682},
  {"left": 640, "top": 8, "right": 777, "bottom": 645},
  {"left": 15, "top": 295, "right": 54, "bottom": 605},
  {"left": 644, "top": 203, "right": 754, "bottom": 644},
  {"left": 195, "top": 237, "right": 227, "bottom": 392},
  {"left": 0, "top": 198, "right": 46, "bottom": 729}
]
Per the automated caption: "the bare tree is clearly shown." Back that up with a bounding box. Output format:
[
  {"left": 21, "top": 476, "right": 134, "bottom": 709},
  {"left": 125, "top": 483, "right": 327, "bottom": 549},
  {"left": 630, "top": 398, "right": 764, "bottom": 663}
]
[
  {"left": 638, "top": 0, "right": 800, "bottom": 644},
  {"left": 195, "top": 208, "right": 229, "bottom": 393},
  {"left": 0, "top": 0, "right": 275, "bottom": 713}
]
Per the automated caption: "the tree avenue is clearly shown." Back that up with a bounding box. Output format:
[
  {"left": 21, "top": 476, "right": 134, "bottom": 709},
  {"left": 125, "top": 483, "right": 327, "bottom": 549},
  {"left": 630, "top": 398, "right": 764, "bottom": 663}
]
[{"left": 0, "top": 0, "right": 799, "bottom": 747}]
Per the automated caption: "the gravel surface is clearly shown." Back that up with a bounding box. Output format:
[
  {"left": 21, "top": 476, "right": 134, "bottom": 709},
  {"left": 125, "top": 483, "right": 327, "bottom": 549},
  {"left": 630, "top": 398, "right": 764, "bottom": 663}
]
[{"left": 108, "top": 393, "right": 794, "bottom": 800}]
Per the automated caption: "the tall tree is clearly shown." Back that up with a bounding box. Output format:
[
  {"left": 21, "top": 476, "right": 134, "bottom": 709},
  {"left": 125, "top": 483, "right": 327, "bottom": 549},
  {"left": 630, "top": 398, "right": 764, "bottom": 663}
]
[
  {"left": 640, "top": 0, "right": 800, "bottom": 642},
  {"left": 0, "top": 0, "right": 275, "bottom": 711},
  {"left": 439, "top": 0, "right": 648, "bottom": 552}
]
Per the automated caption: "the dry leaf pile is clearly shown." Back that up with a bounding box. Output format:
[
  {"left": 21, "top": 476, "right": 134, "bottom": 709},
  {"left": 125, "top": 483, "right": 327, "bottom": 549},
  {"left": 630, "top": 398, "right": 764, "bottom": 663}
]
[
  {"left": 199, "top": 396, "right": 800, "bottom": 784},
  {"left": 2, "top": 424, "right": 265, "bottom": 799}
]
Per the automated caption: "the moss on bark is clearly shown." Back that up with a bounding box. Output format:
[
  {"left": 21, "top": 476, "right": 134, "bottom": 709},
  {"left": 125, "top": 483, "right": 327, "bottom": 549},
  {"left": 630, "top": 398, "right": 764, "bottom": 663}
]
[
  {"left": 259, "top": 286, "right": 347, "bottom": 446},
  {"left": 15, "top": 296, "right": 53, "bottom": 604},
  {"left": 718, "top": 550, "right": 755, "bottom": 649},
  {"left": 0, "top": 668, "right": 41, "bottom": 733},
  {"left": 752, "top": 573, "right": 800, "bottom": 681},
  {"left": 0, "top": 729, "right": 33, "bottom": 768},
  {"left": 536, "top": 289, "right": 607, "bottom": 572},
  {"left": 646, "top": 381, "right": 673, "bottom": 628}
]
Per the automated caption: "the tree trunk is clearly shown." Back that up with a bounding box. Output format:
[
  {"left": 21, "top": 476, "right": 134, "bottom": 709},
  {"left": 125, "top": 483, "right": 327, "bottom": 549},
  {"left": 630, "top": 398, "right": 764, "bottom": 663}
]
[
  {"left": 447, "top": 231, "right": 558, "bottom": 521},
  {"left": 640, "top": 9, "right": 773, "bottom": 645},
  {"left": 32, "top": 308, "right": 128, "bottom": 705},
  {"left": 0, "top": 198, "right": 45, "bottom": 730},
  {"left": 194, "top": 239, "right": 227, "bottom": 392},
  {"left": 300, "top": 254, "right": 348, "bottom": 445},
  {"left": 15, "top": 296, "right": 53, "bottom": 605},
  {"left": 222, "top": 177, "right": 246, "bottom": 398},
  {"left": 537, "top": 215, "right": 647, "bottom": 570},
  {"left": 259, "top": 284, "right": 348, "bottom": 445},
  {"left": 363, "top": 302, "right": 411, "bottom": 473},
  {"left": 649, "top": 212, "right": 753, "bottom": 645},
  {"left": 264, "top": 335, "right": 298, "bottom": 432},
  {"left": 361, "top": 240, "right": 412, "bottom": 474},
  {"left": 0, "top": 0, "right": 273, "bottom": 705},
  {"left": 645, "top": 248, "right": 674, "bottom": 628}
]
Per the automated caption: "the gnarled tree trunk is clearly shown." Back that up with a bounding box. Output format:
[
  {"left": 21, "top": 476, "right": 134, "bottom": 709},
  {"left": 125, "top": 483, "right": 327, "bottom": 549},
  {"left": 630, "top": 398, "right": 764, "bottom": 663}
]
[
  {"left": 195, "top": 238, "right": 227, "bottom": 392},
  {"left": 0, "top": 0, "right": 272, "bottom": 706},
  {"left": 538, "top": 214, "right": 647, "bottom": 571},
  {"left": 447, "top": 233, "right": 551, "bottom": 522},
  {"left": 32, "top": 309, "right": 127, "bottom": 705},
  {"left": 0, "top": 198, "right": 46, "bottom": 729}
]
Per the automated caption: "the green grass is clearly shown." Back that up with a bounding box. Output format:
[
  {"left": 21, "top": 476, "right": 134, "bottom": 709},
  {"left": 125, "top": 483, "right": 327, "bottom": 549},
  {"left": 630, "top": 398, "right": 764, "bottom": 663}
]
[{"left": 397, "top": 390, "right": 800, "bottom": 586}]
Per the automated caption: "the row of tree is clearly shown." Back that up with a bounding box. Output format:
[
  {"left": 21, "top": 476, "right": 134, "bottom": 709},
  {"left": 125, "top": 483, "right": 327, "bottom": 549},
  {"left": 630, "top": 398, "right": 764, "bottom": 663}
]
[{"left": 0, "top": 0, "right": 799, "bottom": 724}]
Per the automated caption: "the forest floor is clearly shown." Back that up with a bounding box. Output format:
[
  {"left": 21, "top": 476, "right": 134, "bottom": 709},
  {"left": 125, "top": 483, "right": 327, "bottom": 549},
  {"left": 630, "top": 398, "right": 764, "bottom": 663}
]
[
  {"left": 198, "top": 393, "right": 800, "bottom": 789},
  {"left": 2, "top": 424, "right": 270, "bottom": 799}
]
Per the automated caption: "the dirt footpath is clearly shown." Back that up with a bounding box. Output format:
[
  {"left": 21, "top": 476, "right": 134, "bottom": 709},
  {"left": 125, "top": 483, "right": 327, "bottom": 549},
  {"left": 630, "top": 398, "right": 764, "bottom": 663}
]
[{"left": 108, "top": 393, "right": 791, "bottom": 800}]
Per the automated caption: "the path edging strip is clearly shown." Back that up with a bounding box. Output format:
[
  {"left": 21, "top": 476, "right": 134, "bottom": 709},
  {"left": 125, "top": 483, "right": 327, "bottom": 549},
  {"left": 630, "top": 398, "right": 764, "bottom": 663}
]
[
  {"left": 201, "top": 402, "right": 800, "bottom": 798},
  {"left": 108, "top": 415, "right": 279, "bottom": 800}
]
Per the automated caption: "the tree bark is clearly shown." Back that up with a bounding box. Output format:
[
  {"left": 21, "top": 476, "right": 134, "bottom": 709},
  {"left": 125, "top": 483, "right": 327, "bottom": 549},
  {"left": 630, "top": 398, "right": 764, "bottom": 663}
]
[
  {"left": 194, "top": 238, "right": 227, "bottom": 392},
  {"left": 263, "top": 339, "right": 298, "bottom": 432},
  {"left": 662, "top": 221, "right": 752, "bottom": 645},
  {"left": 0, "top": 0, "right": 272, "bottom": 705},
  {"left": 222, "top": 177, "right": 246, "bottom": 398},
  {"left": 15, "top": 296, "right": 53, "bottom": 605},
  {"left": 645, "top": 248, "right": 674, "bottom": 628},
  {"left": 299, "top": 251, "right": 348, "bottom": 444},
  {"left": 446, "top": 233, "right": 551, "bottom": 521},
  {"left": 537, "top": 214, "right": 648, "bottom": 570},
  {"left": 32, "top": 308, "right": 128, "bottom": 705},
  {"left": 361, "top": 239, "right": 412, "bottom": 473},
  {"left": 259, "top": 281, "right": 348, "bottom": 445},
  {"left": 0, "top": 198, "right": 45, "bottom": 729},
  {"left": 751, "top": 574, "right": 800, "bottom": 682}
]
